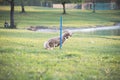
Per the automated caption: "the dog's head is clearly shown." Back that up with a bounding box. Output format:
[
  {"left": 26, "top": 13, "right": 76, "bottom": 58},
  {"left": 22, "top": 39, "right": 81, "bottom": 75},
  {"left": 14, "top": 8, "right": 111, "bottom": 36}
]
[{"left": 63, "top": 31, "right": 72, "bottom": 39}]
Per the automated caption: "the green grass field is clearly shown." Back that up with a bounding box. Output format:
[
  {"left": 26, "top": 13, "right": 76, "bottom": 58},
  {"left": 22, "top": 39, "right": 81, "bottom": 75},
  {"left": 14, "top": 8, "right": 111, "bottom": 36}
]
[
  {"left": 0, "top": 29, "right": 120, "bottom": 80},
  {"left": 0, "top": 6, "right": 120, "bottom": 80},
  {"left": 0, "top": 6, "right": 120, "bottom": 28}
]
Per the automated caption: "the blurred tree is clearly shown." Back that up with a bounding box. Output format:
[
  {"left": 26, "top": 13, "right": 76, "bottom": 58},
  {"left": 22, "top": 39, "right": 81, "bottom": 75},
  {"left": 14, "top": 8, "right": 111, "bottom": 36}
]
[
  {"left": 20, "top": 0, "right": 25, "bottom": 13},
  {"left": 53, "top": 0, "right": 82, "bottom": 14},
  {"left": 92, "top": 0, "right": 96, "bottom": 13},
  {"left": 6, "top": 0, "right": 16, "bottom": 28},
  {"left": 116, "top": 0, "right": 120, "bottom": 9}
]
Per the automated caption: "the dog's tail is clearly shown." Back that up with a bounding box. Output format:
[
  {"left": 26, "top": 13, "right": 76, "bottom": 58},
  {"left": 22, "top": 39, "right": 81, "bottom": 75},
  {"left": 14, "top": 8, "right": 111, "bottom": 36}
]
[{"left": 44, "top": 41, "right": 50, "bottom": 49}]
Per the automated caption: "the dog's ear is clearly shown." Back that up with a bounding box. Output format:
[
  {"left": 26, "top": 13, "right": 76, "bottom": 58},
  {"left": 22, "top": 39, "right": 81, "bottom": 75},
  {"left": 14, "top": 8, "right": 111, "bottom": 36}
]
[{"left": 69, "top": 31, "right": 72, "bottom": 37}]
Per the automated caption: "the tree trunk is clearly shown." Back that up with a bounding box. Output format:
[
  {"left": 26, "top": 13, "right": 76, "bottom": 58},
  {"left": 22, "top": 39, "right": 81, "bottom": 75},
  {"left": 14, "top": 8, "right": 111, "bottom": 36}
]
[
  {"left": 116, "top": 0, "right": 120, "bottom": 9},
  {"left": 62, "top": 2, "right": 66, "bottom": 14},
  {"left": 93, "top": 0, "right": 96, "bottom": 13},
  {"left": 10, "top": 0, "right": 15, "bottom": 28},
  {"left": 21, "top": 0, "right": 25, "bottom": 13}
]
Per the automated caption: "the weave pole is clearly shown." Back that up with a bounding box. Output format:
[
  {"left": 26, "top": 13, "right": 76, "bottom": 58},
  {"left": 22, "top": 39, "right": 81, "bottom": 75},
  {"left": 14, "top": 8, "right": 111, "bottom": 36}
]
[{"left": 60, "top": 16, "right": 62, "bottom": 49}]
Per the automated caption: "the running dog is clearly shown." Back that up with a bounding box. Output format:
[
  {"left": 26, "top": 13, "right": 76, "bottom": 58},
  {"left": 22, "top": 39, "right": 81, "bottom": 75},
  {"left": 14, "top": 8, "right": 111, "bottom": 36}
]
[{"left": 44, "top": 31, "right": 72, "bottom": 50}]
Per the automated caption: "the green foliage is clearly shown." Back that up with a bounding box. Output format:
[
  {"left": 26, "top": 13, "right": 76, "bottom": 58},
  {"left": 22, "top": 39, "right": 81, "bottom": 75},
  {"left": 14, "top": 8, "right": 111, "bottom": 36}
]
[
  {"left": 0, "top": 29, "right": 120, "bottom": 80},
  {"left": 53, "top": 0, "right": 70, "bottom": 3},
  {"left": 53, "top": 0, "right": 82, "bottom": 3}
]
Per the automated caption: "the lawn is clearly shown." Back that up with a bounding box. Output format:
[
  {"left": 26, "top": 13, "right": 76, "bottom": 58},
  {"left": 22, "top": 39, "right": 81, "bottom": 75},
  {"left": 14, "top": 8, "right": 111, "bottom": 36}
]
[
  {"left": 0, "top": 6, "right": 120, "bottom": 28},
  {"left": 0, "top": 29, "right": 120, "bottom": 80},
  {"left": 0, "top": 6, "right": 120, "bottom": 80}
]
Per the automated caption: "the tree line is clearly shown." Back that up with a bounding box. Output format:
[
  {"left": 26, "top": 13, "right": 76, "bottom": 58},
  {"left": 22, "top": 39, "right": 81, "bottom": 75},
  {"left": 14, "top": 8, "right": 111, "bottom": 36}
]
[
  {"left": 1, "top": 0, "right": 120, "bottom": 29},
  {"left": 2, "top": 0, "right": 83, "bottom": 29}
]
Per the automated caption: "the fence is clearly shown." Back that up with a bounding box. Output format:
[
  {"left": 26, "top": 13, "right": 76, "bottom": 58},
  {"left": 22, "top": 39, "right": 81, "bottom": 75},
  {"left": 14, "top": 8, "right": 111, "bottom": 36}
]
[
  {"left": 53, "top": 3, "right": 81, "bottom": 9},
  {"left": 53, "top": 2, "right": 116, "bottom": 10}
]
